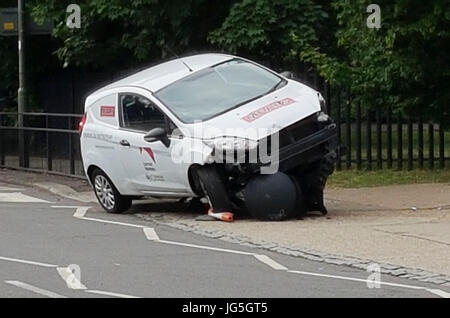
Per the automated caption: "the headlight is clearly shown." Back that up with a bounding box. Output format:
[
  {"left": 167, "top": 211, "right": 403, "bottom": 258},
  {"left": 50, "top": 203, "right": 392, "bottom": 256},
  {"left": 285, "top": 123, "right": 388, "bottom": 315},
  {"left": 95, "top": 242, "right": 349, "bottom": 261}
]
[{"left": 204, "top": 137, "right": 258, "bottom": 152}]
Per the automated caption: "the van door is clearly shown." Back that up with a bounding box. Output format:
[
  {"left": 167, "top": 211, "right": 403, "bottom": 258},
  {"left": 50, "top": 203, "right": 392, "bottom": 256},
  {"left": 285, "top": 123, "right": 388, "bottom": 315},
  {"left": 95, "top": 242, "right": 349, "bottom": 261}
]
[{"left": 117, "top": 93, "right": 188, "bottom": 195}]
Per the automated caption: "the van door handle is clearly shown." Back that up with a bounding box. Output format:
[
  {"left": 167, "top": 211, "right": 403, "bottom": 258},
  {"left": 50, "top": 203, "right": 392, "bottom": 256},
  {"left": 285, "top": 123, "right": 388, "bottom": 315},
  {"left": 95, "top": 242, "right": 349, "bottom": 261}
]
[{"left": 120, "top": 140, "right": 130, "bottom": 147}]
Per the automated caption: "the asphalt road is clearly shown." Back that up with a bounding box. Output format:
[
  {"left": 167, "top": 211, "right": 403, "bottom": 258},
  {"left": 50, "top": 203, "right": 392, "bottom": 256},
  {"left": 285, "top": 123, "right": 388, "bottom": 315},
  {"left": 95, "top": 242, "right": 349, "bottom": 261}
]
[{"left": 0, "top": 181, "right": 448, "bottom": 298}]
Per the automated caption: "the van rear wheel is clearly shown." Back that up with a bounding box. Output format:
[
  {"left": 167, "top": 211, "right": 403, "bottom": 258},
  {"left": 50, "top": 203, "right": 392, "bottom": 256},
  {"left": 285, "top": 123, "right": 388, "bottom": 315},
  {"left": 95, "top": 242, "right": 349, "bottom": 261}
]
[{"left": 91, "top": 169, "right": 132, "bottom": 213}]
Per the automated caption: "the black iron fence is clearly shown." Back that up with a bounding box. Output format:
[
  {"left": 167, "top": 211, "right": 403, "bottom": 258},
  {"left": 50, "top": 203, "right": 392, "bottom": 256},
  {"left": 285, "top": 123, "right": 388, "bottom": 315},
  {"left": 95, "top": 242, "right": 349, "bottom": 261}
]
[
  {"left": 0, "top": 91, "right": 448, "bottom": 178},
  {"left": 292, "top": 70, "right": 448, "bottom": 171},
  {"left": 327, "top": 90, "right": 448, "bottom": 171},
  {"left": 0, "top": 112, "right": 85, "bottom": 177}
]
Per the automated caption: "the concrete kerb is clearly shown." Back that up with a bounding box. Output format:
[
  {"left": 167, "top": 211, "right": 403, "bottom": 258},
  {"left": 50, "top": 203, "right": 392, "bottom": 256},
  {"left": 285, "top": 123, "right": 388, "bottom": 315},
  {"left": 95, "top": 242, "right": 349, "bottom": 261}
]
[
  {"left": 33, "top": 182, "right": 96, "bottom": 203},
  {"left": 134, "top": 212, "right": 450, "bottom": 287}
]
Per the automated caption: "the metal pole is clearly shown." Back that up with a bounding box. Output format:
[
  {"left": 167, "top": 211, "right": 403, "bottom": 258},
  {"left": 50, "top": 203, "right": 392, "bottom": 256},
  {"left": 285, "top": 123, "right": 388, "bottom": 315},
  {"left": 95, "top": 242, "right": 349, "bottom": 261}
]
[{"left": 18, "top": 0, "right": 27, "bottom": 167}]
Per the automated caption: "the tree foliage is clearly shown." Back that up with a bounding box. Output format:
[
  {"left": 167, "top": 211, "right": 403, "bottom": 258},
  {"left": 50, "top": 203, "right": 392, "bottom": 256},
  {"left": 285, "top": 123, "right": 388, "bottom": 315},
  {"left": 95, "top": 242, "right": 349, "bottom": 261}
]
[
  {"left": 30, "top": 0, "right": 233, "bottom": 69},
  {"left": 1, "top": 0, "right": 448, "bottom": 120},
  {"left": 209, "top": 0, "right": 450, "bottom": 119},
  {"left": 208, "top": 0, "right": 329, "bottom": 64},
  {"left": 320, "top": 0, "right": 450, "bottom": 118}
]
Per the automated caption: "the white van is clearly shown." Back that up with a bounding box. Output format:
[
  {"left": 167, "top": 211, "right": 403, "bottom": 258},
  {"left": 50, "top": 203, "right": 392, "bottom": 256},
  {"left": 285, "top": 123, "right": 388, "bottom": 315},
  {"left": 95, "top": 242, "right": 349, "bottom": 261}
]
[{"left": 80, "top": 54, "right": 338, "bottom": 220}]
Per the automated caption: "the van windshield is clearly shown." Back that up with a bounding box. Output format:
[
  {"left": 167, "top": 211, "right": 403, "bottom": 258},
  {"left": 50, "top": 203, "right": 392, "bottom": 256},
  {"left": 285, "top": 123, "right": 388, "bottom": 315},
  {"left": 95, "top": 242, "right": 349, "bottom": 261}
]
[{"left": 154, "top": 59, "right": 285, "bottom": 123}]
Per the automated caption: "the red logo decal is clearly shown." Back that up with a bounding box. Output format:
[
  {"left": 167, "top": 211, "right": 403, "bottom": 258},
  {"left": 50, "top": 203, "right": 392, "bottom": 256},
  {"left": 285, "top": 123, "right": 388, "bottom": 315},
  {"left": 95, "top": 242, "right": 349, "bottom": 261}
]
[
  {"left": 242, "top": 98, "right": 296, "bottom": 123},
  {"left": 100, "top": 106, "right": 115, "bottom": 117},
  {"left": 140, "top": 147, "right": 156, "bottom": 163}
]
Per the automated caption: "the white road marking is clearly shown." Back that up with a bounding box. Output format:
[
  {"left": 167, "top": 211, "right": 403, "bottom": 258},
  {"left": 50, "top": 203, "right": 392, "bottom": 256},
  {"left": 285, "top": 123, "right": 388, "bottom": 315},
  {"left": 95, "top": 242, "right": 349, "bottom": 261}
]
[
  {"left": 85, "top": 290, "right": 141, "bottom": 298},
  {"left": 52, "top": 205, "right": 87, "bottom": 209},
  {"left": 426, "top": 288, "right": 450, "bottom": 298},
  {"left": 5, "top": 280, "right": 67, "bottom": 298},
  {"left": 73, "top": 207, "right": 90, "bottom": 218},
  {"left": 254, "top": 255, "right": 288, "bottom": 271},
  {"left": 79, "top": 216, "right": 146, "bottom": 228},
  {"left": 70, "top": 207, "right": 157, "bottom": 231},
  {"left": 288, "top": 270, "right": 424, "bottom": 289},
  {"left": 63, "top": 206, "right": 450, "bottom": 298},
  {"left": 56, "top": 267, "right": 87, "bottom": 290},
  {"left": 143, "top": 227, "right": 160, "bottom": 241},
  {"left": 0, "top": 256, "right": 58, "bottom": 268},
  {"left": 158, "top": 240, "right": 254, "bottom": 256},
  {"left": 288, "top": 270, "right": 450, "bottom": 298},
  {"left": 0, "top": 192, "right": 50, "bottom": 203}
]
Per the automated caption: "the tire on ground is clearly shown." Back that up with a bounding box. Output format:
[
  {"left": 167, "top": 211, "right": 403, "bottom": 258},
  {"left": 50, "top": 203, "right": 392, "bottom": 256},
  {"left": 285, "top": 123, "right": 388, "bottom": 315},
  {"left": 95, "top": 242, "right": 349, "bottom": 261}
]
[
  {"left": 91, "top": 168, "right": 132, "bottom": 213},
  {"left": 194, "top": 165, "right": 233, "bottom": 213},
  {"left": 244, "top": 172, "right": 297, "bottom": 221}
]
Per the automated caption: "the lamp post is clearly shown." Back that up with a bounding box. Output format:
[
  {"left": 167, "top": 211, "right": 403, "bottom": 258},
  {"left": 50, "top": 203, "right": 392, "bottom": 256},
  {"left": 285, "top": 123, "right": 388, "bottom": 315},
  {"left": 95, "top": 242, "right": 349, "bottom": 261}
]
[{"left": 17, "top": 0, "right": 26, "bottom": 167}]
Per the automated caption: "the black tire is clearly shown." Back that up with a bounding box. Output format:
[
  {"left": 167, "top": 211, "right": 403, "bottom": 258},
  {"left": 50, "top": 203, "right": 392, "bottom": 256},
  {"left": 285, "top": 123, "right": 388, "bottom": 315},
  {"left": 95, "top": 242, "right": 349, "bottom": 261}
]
[
  {"left": 290, "top": 176, "right": 307, "bottom": 216},
  {"left": 305, "top": 150, "right": 337, "bottom": 190},
  {"left": 298, "top": 150, "right": 337, "bottom": 214},
  {"left": 91, "top": 168, "right": 132, "bottom": 213},
  {"left": 244, "top": 172, "right": 297, "bottom": 221},
  {"left": 195, "top": 165, "right": 232, "bottom": 212}
]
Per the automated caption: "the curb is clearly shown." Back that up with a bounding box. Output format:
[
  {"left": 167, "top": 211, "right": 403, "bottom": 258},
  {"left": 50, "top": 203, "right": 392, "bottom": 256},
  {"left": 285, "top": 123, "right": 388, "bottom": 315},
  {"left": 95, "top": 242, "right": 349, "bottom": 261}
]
[
  {"left": 135, "top": 212, "right": 450, "bottom": 288},
  {"left": 33, "top": 182, "right": 96, "bottom": 203}
]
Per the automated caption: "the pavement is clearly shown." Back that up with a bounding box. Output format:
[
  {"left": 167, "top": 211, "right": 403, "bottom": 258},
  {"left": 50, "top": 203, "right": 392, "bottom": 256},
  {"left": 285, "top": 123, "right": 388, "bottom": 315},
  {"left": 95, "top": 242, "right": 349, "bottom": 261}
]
[
  {"left": 0, "top": 168, "right": 449, "bottom": 298},
  {"left": 142, "top": 184, "right": 450, "bottom": 277}
]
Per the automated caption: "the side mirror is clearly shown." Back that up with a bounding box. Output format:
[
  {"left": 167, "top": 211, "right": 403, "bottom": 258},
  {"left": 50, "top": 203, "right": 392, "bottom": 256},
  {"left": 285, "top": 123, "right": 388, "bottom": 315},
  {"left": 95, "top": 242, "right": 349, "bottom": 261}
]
[
  {"left": 280, "top": 71, "right": 295, "bottom": 79},
  {"left": 144, "top": 127, "right": 170, "bottom": 147}
]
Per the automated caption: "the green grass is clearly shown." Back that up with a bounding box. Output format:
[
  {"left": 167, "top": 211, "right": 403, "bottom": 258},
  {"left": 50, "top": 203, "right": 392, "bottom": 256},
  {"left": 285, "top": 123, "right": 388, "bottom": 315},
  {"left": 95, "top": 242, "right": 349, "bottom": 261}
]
[{"left": 328, "top": 169, "right": 450, "bottom": 188}]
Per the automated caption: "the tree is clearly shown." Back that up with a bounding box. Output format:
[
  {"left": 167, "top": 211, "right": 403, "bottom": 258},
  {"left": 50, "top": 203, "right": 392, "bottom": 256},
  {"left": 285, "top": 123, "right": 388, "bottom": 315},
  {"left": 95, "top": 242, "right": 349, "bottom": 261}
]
[
  {"left": 3, "top": 0, "right": 448, "bottom": 122},
  {"left": 30, "top": 0, "right": 234, "bottom": 69},
  {"left": 209, "top": 0, "right": 450, "bottom": 122},
  {"left": 0, "top": 0, "right": 20, "bottom": 109},
  {"left": 296, "top": 0, "right": 450, "bottom": 120},
  {"left": 208, "top": 0, "right": 329, "bottom": 67}
]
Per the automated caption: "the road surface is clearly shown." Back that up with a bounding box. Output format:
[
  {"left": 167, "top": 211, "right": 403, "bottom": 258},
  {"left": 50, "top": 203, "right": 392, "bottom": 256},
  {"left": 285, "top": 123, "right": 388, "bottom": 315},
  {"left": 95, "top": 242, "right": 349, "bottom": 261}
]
[{"left": 0, "top": 181, "right": 448, "bottom": 298}]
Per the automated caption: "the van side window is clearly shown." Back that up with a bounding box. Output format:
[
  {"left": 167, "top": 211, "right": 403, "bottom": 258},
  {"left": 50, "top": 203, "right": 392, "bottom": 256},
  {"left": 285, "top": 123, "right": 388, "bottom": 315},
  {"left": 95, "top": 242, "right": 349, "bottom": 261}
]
[{"left": 120, "top": 94, "right": 166, "bottom": 132}]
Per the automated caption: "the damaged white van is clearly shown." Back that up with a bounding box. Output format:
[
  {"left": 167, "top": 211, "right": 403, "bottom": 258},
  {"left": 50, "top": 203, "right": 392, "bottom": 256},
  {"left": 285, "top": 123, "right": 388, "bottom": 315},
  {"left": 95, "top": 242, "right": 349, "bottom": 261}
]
[{"left": 80, "top": 53, "right": 338, "bottom": 220}]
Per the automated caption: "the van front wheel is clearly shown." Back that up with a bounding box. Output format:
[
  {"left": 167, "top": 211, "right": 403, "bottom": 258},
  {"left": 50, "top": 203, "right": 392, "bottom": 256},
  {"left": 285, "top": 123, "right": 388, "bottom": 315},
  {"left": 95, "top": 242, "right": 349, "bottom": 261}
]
[{"left": 91, "top": 169, "right": 132, "bottom": 213}]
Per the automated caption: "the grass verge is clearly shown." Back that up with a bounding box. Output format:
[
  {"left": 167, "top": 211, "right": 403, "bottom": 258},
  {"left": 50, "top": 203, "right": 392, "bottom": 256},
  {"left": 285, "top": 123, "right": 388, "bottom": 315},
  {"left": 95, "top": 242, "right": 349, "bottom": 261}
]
[{"left": 328, "top": 169, "right": 450, "bottom": 188}]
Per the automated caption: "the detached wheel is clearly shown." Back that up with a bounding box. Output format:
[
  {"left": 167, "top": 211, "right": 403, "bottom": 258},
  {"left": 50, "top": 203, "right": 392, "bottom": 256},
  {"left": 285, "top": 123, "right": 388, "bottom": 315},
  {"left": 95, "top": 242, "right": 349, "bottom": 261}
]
[
  {"left": 91, "top": 169, "right": 132, "bottom": 213},
  {"left": 244, "top": 172, "right": 297, "bottom": 221}
]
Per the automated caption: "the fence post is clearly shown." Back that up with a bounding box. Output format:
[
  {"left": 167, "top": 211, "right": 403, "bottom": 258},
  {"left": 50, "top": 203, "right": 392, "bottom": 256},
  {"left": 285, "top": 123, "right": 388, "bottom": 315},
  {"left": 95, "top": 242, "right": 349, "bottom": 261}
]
[
  {"left": 0, "top": 114, "right": 4, "bottom": 166},
  {"left": 439, "top": 111, "right": 445, "bottom": 169},
  {"left": 23, "top": 127, "right": 29, "bottom": 168},
  {"left": 418, "top": 115, "right": 424, "bottom": 169},
  {"left": 336, "top": 90, "right": 342, "bottom": 171},
  {"left": 407, "top": 117, "right": 413, "bottom": 171},
  {"left": 46, "top": 116, "right": 52, "bottom": 172},
  {"left": 68, "top": 117, "right": 75, "bottom": 175},
  {"left": 346, "top": 89, "right": 352, "bottom": 169},
  {"left": 387, "top": 106, "right": 393, "bottom": 169},
  {"left": 313, "top": 73, "right": 319, "bottom": 91},
  {"left": 366, "top": 109, "right": 372, "bottom": 170},
  {"left": 356, "top": 102, "right": 362, "bottom": 170},
  {"left": 429, "top": 122, "right": 434, "bottom": 170},
  {"left": 376, "top": 108, "right": 382, "bottom": 169},
  {"left": 325, "top": 82, "right": 331, "bottom": 115},
  {"left": 397, "top": 112, "right": 403, "bottom": 170}
]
